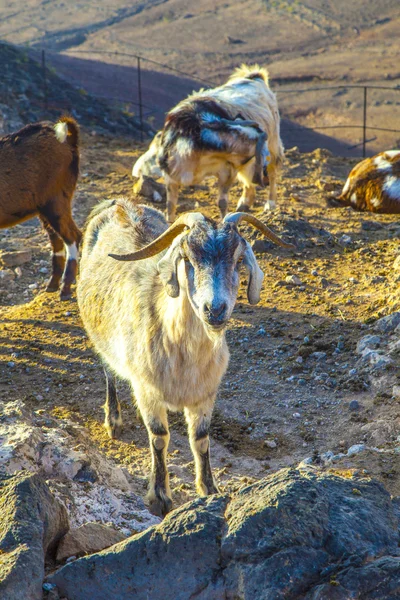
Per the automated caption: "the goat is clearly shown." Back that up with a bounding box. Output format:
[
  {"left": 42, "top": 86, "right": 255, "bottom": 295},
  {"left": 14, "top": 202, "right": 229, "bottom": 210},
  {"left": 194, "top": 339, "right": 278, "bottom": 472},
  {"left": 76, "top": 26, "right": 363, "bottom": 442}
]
[
  {"left": 335, "top": 150, "right": 400, "bottom": 213},
  {"left": 0, "top": 116, "right": 81, "bottom": 299},
  {"left": 77, "top": 200, "right": 294, "bottom": 516},
  {"left": 132, "top": 64, "right": 284, "bottom": 222}
]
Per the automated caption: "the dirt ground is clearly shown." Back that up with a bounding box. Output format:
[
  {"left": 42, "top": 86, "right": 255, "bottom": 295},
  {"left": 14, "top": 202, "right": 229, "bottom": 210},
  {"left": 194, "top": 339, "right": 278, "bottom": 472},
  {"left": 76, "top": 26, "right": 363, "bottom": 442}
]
[{"left": 1, "top": 133, "right": 400, "bottom": 513}]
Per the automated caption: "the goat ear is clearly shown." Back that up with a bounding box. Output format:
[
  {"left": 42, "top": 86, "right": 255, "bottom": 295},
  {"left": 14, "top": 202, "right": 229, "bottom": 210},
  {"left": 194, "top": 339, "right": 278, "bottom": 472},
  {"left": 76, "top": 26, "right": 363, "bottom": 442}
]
[
  {"left": 242, "top": 241, "right": 264, "bottom": 305},
  {"left": 157, "top": 244, "right": 181, "bottom": 298}
]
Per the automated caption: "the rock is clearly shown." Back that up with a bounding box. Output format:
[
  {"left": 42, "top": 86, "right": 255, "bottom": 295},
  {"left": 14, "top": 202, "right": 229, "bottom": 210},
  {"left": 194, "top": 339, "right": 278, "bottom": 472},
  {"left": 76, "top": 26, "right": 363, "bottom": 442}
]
[
  {"left": 0, "top": 472, "right": 69, "bottom": 600},
  {"left": 356, "top": 334, "right": 381, "bottom": 354},
  {"left": 349, "top": 400, "right": 360, "bottom": 411},
  {"left": 393, "top": 385, "right": 400, "bottom": 399},
  {"left": 347, "top": 443, "right": 366, "bottom": 456},
  {"left": 225, "top": 35, "right": 245, "bottom": 44},
  {"left": 374, "top": 312, "right": 400, "bottom": 334},
  {"left": 132, "top": 175, "right": 166, "bottom": 203},
  {"left": 0, "top": 400, "right": 158, "bottom": 535},
  {"left": 56, "top": 523, "right": 126, "bottom": 562},
  {"left": 339, "top": 234, "right": 352, "bottom": 245},
  {"left": 0, "top": 269, "right": 15, "bottom": 283},
  {"left": 0, "top": 250, "right": 32, "bottom": 267},
  {"left": 312, "top": 351, "right": 327, "bottom": 360},
  {"left": 361, "top": 420, "right": 397, "bottom": 447},
  {"left": 48, "top": 469, "right": 399, "bottom": 600},
  {"left": 357, "top": 350, "right": 393, "bottom": 371},
  {"left": 285, "top": 274, "right": 303, "bottom": 286},
  {"left": 264, "top": 440, "right": 277, "bottom": 449}
]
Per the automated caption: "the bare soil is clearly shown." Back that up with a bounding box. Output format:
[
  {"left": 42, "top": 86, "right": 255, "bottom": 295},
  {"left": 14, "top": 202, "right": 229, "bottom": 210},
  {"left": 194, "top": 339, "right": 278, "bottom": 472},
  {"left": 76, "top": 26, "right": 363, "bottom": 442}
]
[{"left": 1, "top": 133, "right": 400, "bottom": 513}]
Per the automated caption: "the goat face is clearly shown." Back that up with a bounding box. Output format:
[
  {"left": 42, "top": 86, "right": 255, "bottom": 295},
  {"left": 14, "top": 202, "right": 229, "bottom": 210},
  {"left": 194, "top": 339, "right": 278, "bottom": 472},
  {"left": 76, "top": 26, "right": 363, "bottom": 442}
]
[
  {"left": 110, "top": 211, "right": 294, "bottom": 332},
  {"left": 157, "top": 220, "right": 264, "bottom": 331}
]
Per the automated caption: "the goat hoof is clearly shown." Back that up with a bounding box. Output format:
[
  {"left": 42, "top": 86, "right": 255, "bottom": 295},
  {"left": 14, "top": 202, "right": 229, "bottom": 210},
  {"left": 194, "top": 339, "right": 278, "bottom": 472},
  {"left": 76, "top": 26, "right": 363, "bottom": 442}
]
[
  {"left": 264, "top": 200, "right": 276, "bottom": 211},
  {"left": 105, "top": 420, "right": 123, "bottom": 440},
  {"left": 197, "top": 480, "right": 219, "bottom": 496},
  {"left": 60, "top": 291, "right": 72, "bottom": 301},
  {"left": 46, "top": 282, "right": 59, "bottom": 293},
  {"left": 235, "top": 202, "right": 251, "bottom": 213},
  {"left": 147, "top": 491, "right": 173, "bottom": 517}
]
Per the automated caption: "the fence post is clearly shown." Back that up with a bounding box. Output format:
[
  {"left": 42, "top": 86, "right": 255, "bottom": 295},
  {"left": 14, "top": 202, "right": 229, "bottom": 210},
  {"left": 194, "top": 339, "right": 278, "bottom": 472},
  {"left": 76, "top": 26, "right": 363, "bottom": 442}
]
[
  {"left": 137, "top": 56, "right": 144, "bottom": 142},
  {"left": 41, "top": 49, "right": 48, "bottom": 111},
  {"left": 362, "top": 86, "right": 367, "bottom": 158}
]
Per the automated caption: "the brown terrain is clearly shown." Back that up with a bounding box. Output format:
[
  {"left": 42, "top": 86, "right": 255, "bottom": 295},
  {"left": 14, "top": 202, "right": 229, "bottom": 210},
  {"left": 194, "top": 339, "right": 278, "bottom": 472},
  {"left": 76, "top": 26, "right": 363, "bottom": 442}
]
[
  {"left": 1, "top": 132, "right": 399, "bottom": 515},
  {"left": 0, "top": 0, "right": 399, "bottom": 550}
]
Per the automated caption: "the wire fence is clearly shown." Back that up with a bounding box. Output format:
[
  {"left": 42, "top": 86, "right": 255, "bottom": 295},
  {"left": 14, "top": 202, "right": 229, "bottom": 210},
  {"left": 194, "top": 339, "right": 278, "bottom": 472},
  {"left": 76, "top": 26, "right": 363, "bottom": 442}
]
[{"left": 37, "top": 47, "right": 400, "bottom": 156}]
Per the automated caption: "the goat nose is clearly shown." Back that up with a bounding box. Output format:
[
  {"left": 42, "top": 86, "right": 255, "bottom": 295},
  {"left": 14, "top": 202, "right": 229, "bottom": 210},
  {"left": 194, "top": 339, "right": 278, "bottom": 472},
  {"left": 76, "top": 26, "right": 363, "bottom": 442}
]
[{"left": 204, "top": 301, "right": 227, "bottom": 320}]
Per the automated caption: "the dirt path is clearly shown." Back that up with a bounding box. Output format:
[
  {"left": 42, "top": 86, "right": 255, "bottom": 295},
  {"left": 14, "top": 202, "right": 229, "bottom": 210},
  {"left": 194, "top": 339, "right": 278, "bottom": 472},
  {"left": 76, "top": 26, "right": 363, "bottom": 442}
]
[{"left": 1, "top": 134, "right": 400, "bottom": 515}]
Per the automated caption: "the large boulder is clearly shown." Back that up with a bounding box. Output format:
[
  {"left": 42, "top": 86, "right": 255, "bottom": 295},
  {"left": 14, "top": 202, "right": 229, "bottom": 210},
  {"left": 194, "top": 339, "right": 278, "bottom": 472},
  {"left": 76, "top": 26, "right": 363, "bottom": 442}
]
[
  {"left": 48, "top": 467, "right": 399, "bottom": 600},
  {"left": 0, "top": 472, "right": 69, "bottom": 600}
]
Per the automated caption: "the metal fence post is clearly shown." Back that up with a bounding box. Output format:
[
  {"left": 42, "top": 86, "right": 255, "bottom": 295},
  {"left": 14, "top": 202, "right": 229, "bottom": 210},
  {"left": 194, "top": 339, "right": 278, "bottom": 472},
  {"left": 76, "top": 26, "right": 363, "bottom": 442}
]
[
  {"left": 137, "top": 56, "right": 144, "bottom": 142},
  {"left": 362, "top": 86, "right": 367, "bottom": 158},
  {"left": 41, "top": 49, "right": 48, "bottom": 111}
]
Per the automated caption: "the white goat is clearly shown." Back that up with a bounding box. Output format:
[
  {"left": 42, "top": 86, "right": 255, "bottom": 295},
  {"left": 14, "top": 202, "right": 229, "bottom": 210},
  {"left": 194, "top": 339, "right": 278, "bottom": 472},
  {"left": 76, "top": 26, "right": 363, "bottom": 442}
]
[
  {"left": 132, "top": 64, "right": 284, "bottom": 222},
  {"left": 77, "top": 200, "right": 293, "bottom": 516}
]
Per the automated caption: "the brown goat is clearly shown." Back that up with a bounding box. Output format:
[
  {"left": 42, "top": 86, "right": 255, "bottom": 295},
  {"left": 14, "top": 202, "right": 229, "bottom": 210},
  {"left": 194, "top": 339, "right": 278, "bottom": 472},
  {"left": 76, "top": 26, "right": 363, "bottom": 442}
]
[
  {"left": 0, "top": 116, "right": 81, "bottom": 299},
  {"left": 335, "top": 150, "right": 400, "bottom": 213}
]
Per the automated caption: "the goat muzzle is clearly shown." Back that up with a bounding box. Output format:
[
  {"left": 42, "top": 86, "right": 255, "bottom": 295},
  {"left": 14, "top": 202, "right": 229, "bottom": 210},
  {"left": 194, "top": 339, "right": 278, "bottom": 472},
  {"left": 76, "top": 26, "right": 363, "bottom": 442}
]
[
  {"left": 223, "top": 212, "right": 295, "bottom": 249},
  {"left": 109, "top": 212, "right": 207, "bottom": 261}
]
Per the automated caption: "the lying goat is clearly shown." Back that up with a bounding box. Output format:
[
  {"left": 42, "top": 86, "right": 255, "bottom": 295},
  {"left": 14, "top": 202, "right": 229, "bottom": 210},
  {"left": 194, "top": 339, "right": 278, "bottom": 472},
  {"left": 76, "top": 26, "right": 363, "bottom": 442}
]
[
  {"left": 132, "top": 64, "right": 284, "bottom": 222},
  {"left": 78, "top": 200, "right": 293, "bottom": 516},
  {"left": 335, "top": 150, "right": 400, "bottom": 213},
  {"left": 0, "top": 117, "right": 81, "bottom": 299}
]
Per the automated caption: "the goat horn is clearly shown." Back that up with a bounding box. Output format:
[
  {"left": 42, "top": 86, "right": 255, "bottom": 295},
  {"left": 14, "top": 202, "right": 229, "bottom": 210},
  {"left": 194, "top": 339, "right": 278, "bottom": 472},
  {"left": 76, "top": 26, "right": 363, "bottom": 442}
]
[
  {"left": 223, "top": 213, "right": 295, "bottom": 250},
  {"left": 109, "top": 213, "right": 206, "bottom": 261}
]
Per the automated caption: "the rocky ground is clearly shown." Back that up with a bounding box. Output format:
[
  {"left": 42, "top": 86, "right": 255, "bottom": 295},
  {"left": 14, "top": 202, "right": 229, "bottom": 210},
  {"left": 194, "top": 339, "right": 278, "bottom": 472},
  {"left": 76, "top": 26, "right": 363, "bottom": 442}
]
[{"left": 0, "top": 133, "right": 399, "bottom": 596}]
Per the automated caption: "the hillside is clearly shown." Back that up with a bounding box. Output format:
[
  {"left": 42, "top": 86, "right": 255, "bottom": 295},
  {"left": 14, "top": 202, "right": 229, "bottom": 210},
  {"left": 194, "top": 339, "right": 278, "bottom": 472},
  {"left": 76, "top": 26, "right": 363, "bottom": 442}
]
[
  {"left": 0, "top": 42, "right": 149, "bottom": 137},
  {"left": 1, "top": 0, "right": 399, "bottom": 152}
]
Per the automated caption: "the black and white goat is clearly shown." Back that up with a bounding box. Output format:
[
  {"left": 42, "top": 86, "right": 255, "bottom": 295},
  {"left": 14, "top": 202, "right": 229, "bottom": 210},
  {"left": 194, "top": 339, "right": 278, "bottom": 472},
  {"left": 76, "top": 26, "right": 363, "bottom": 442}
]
[{"left": 132, "top": 65, "right": 284, "bottom": 222}]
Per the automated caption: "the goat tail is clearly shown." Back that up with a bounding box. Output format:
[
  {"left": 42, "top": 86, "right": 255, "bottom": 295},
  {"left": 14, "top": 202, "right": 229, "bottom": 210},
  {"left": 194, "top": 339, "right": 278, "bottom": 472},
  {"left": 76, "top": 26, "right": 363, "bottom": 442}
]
[{"left": 54, "top": 116, "right": 80, "bottom": 148}]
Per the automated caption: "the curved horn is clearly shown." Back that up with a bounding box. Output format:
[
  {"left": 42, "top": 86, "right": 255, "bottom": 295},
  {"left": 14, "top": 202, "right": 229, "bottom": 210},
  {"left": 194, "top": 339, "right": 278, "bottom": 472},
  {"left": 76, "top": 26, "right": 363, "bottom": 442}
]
[
  {"left": 223, "top": 213, "right": 295, "bottom": 250},
  {"left": 109, "top": 212, "right": 206, "bottom": 262}
]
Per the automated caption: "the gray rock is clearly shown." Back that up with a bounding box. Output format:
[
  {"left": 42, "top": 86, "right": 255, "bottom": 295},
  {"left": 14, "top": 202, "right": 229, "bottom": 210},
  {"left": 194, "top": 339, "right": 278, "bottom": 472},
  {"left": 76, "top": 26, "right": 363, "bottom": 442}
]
[
  {"left": 356, "top": 334, "right": 381, "bottom": 354},
  {"left": 339, "top": 234, "right": 352, "bottom": 245},
  {"left": 0, "top": 250, "right": 32, "bottom": 267},
  {"left": 48, "top": 469, "right": 399, "bottom": 600},
  {"left": 349, "top": 400, "right": 360, "bottom": 411},
  {"left": 0, "top": 472, "right": 69, "bottom": 600},
  {"left": 285, "top": 274, "right": 303, "bottom": 286},
  {"left": 56, "top": 523, "right": 126, "bottom": 562},
  {"left": 0, "top": 269, "right": 15, "bottom": 283},
  {"left": 347, "top": 444, "right": 366, "bottom": 456},
  {"left": 357, "top": 350, "right": 393, "bottom": 371},
  {"left": 374, "top": 312, "right": 400, "bottom": 334},
  {"left": 304, "top": 556, "right": 400, "bottom": 599}
]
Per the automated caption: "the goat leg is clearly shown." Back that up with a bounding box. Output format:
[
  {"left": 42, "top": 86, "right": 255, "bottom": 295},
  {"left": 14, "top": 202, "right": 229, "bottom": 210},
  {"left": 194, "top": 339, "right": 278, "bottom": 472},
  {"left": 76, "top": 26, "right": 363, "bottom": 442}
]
[
  {"left": 103, "top": 367, "right": 123, "bottom": 439},
  {"left": 252, "top": 131, "right": 267, "bottom": 187},
  {"left": 140, "top": 405, "right": 172, "bottom": 517},
  {"left": 39, "top": 216, "right": 66, "bottom": 292},
  {"left": 40, "top": 201, "right": 82, "bottom": 300},
  {"left": 185, "top": 404, "right": 219, "bottom": 496}
]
